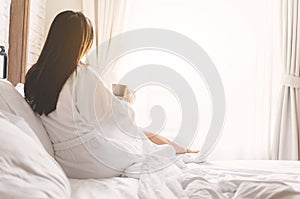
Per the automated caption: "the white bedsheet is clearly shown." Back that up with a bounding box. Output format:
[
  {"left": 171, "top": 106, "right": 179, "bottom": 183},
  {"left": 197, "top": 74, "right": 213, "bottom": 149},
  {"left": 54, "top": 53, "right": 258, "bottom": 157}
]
[
  {"left": 69, "top": 177, "right": 139, "bottom": 199},
  {"left": 69, "top": 160, "right": 300, "bottom": 199}
]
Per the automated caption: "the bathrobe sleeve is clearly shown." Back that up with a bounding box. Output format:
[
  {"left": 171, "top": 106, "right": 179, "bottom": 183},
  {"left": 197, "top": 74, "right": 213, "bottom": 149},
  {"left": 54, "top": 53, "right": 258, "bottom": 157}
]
[
  {"left": 73, "top": 66, "right": 142, "bottom": 141},
  {"left": 73, "top": 65, "right": 175, "bottom": 158}
]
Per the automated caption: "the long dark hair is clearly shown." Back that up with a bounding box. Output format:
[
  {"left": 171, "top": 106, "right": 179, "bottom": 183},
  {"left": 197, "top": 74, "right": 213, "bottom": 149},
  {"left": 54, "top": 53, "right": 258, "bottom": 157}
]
[{"left": 25, "top": 11, "right": 94, "bottom": 115}]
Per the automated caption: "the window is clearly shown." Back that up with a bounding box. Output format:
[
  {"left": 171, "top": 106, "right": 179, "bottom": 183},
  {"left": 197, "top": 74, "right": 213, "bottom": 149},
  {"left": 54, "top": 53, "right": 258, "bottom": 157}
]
[{"left": 112, "top": 0, "right": 282, "bottom": 160}]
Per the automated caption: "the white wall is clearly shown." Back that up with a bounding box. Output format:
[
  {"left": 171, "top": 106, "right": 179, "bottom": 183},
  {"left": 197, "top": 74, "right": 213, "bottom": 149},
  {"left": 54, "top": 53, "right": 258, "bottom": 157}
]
[
  {"left": 44, "top": 0, "right": 83, "bottom": 36},
  {"left": 27, "top": 0, "right": 47, "bottom": 71},
  {"left": 26, "top": 0, "right": 83, "bottom": 71},
  {"left": 0, "top": 0, "right": 10, "bottom": 49},
  {"left": 0, "top": 0, "right": 11, "bottom": 78}
]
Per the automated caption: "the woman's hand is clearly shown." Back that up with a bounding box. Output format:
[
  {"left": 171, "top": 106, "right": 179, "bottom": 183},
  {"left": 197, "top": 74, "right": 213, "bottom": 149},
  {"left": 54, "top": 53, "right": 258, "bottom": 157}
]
[{"left": 145, "top": 132, "right": 199, "bottom": 154}]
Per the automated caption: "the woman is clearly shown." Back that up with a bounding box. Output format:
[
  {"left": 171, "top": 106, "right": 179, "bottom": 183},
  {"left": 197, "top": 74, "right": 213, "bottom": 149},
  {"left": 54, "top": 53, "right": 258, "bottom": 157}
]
[{"left": 25, "top": 11, "right": 195, "bottom": 179}]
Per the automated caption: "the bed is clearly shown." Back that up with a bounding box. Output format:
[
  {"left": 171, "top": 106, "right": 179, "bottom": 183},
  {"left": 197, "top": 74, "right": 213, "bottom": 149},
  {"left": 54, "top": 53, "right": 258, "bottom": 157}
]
[
  {"left": 69, "top": 160, "right": 300, "bottom": 198},
  {"left": 0, "top": 79, "right": 300, "bottom": 199}
]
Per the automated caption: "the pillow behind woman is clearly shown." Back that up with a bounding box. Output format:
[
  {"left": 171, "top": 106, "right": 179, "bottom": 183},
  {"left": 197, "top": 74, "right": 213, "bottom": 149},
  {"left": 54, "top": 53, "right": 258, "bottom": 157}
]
[{"left": 0, "top": 115, "right": 70, "bottom": 199}]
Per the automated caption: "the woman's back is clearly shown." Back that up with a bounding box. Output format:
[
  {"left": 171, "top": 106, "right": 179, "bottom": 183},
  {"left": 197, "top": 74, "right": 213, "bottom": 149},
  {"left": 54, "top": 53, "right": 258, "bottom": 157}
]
[{"left": 39, "top": 65, "right": 175, "bottom": 178}]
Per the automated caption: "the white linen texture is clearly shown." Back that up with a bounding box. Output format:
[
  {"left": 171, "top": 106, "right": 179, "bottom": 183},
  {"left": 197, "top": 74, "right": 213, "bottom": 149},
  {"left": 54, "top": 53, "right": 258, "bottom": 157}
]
[
  {"left": 138, "top": 157, "right": 300, "bottom": 199},
  {"left": 0, "top": 111, "right": 42, "bottom": 145},
  {"left": 0, "top": 114, "right": 70, "bottom": 199},
  {"left": 0, "top": 79, "right": 54, "bottom": 156}
]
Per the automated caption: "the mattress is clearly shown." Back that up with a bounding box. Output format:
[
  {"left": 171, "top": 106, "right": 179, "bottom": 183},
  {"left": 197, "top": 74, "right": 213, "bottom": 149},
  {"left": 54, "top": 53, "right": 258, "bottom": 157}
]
[{"left": 69, "top": 160, "right": 300, "bottom": 199}]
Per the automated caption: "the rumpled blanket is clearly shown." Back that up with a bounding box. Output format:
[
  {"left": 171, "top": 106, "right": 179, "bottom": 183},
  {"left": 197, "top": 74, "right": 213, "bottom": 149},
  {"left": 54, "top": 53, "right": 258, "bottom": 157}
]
[{"left": 136, "top": 157, "right": 300, "bottom": 199}]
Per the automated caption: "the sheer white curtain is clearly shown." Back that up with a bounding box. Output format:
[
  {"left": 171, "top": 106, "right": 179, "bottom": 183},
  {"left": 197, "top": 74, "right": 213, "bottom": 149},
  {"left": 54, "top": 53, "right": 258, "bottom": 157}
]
[
  {"left": 273, "top": 0, "right": 300, "bottom": 160},
  {"left": 82, "top": 0, "right": 127, "bottom": 86}
]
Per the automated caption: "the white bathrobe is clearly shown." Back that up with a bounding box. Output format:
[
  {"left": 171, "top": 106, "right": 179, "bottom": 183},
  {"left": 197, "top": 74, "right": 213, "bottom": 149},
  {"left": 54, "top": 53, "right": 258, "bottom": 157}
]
[{"left": 40, "top": 65, "right": 175, "bottom": 179}]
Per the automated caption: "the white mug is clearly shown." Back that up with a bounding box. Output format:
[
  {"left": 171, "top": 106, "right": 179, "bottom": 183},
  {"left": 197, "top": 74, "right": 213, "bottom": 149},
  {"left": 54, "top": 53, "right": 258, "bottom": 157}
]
[{"left": 112, "top": 84, "right": 136, "bottom": 103}]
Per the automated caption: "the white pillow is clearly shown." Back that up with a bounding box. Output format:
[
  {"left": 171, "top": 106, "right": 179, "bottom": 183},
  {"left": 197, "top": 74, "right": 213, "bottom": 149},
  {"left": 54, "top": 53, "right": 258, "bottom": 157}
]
[
  {"left": 0, "top": 117, "right": 71, "bottom": 199},
  {"left": 0, "top": 111, "right": 41, "bottom": 145},
  {"left": 0, "top": 80, "right": 54, "bottom": 156},
  {"left": 15, "top": 83, "right": 25, "bottom": 97}
]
